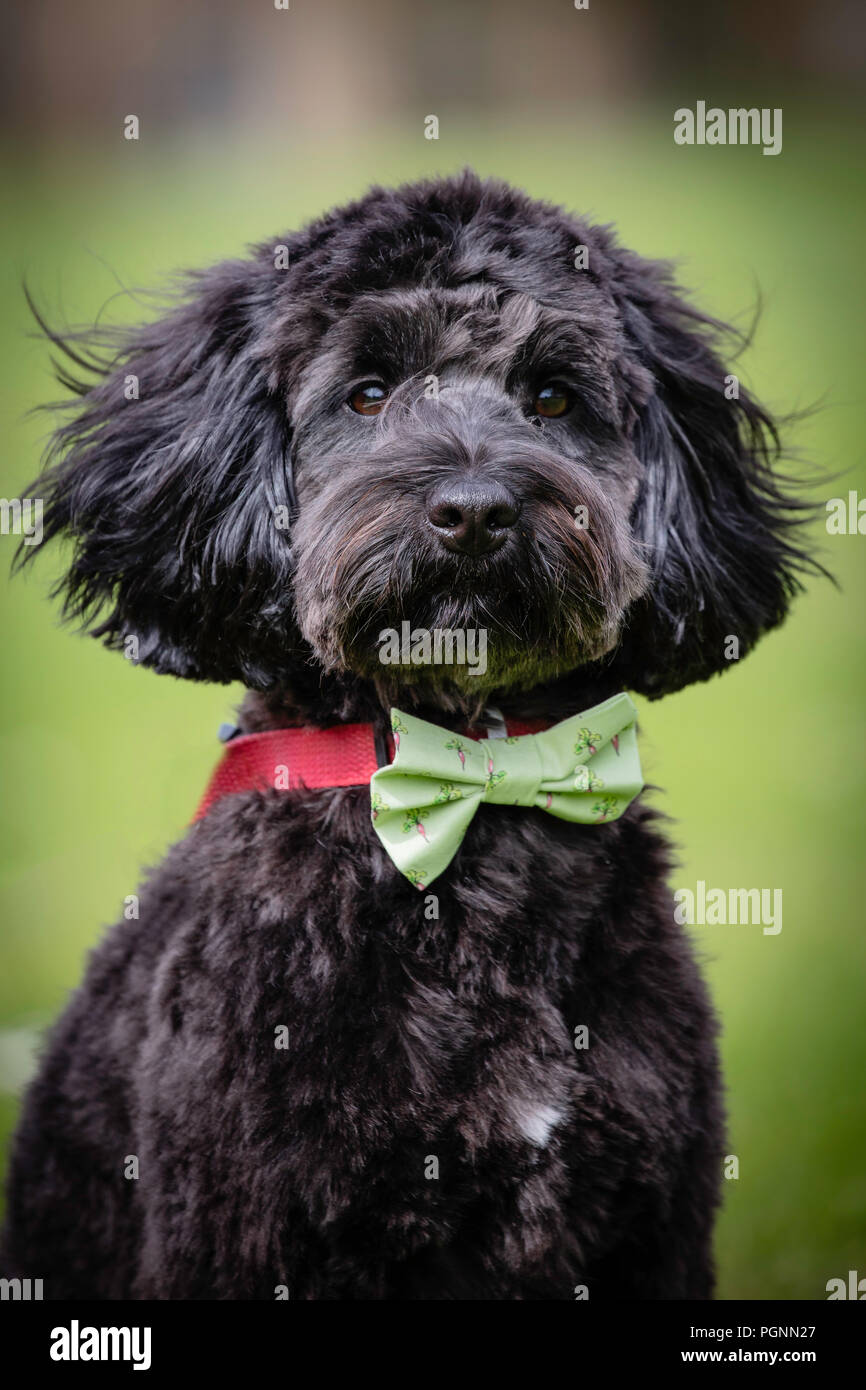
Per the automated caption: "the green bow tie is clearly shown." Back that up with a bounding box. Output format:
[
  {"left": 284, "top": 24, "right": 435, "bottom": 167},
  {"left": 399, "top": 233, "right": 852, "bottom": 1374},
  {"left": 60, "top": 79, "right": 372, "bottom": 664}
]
[{"left": 370, "top": 693, "right": 642, "bottom": 888}]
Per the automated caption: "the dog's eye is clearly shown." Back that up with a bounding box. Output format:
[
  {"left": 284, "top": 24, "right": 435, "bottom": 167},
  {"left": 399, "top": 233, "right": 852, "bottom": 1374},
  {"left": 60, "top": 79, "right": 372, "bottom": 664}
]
[
  {"left": 349, "top": 382, "right": 388, "bottom": 416},
  {"left": 532, "top": 382, "right": 574, "bottom": 418}
]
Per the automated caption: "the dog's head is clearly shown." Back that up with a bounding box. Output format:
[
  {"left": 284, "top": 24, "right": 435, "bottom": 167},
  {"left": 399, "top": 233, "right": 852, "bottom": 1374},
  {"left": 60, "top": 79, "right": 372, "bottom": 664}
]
[{"left": 23, "top": 172, "right": 811, "bottom": 705}]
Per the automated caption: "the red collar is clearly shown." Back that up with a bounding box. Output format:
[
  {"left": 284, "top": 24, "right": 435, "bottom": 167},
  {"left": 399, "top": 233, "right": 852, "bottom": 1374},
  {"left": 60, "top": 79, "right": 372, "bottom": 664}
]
[{"left": 194, "top": 716, "right": 551, "bottom": 821}]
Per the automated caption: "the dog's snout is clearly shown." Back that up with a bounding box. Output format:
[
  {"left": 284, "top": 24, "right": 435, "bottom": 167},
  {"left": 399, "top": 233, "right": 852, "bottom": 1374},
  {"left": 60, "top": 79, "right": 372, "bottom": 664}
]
[{"left": 426, "top": 480, "right": 520, "bottom": 556}]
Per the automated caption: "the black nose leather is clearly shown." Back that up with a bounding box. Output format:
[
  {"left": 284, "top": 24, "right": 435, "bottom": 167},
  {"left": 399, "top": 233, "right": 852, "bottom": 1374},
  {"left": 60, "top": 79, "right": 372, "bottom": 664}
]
[{"left": 426, "top": 481, "right": 520, "bottom": 556}]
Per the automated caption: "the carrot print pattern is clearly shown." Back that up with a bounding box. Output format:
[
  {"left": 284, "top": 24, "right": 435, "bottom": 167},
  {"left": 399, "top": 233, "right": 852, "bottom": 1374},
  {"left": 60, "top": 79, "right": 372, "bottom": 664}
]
[
  {"left": 402, "top": 809, "right": 430, "bottom": 840},
  {"left": 574, "top": 728, "right": 602, "bottom": 757},
  {"left": 573, "top": 766, "right": 605, "bottom": 792},
  {"left": 483, "top": 757, "right": 507, "bottom": 793},
  {"left": 444, "top": 736, "right": 467, "bottom": 768},
  {"left": 434, "top": 783, "right": 463, "bottom": 803}
]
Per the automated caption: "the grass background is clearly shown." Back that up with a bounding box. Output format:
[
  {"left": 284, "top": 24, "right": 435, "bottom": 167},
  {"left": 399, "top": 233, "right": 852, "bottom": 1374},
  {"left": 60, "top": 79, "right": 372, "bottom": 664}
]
[{"left": 1, "top": 110, "right": 864, "bottom": 1298}]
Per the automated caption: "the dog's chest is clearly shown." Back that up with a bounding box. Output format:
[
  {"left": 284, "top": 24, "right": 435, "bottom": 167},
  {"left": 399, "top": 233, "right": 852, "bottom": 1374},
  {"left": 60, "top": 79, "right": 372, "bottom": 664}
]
[
  {"left": 190, "top": 793, "right": 623, "bottom": 1263},
  {"left": 383, "top": 952, "right": 575, "bottom": 1156},
  {"left": 295, "top": 843, "right": 585, "bottom": 1256}
]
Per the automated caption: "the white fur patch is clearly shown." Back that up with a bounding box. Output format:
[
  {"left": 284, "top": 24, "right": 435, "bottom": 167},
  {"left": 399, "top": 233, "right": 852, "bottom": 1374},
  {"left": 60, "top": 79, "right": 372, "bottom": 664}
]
[{"left": 514, "top": 1102, "right": 563, "bottom": 1147}]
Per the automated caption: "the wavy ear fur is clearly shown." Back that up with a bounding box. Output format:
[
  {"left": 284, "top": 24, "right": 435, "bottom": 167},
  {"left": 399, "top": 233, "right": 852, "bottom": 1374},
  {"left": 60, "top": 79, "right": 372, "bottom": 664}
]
[
  {"left": 607, "top": 252, "right": 819, "bottom": 696},
  {"left": 18, "top": 258, "right": 296, "bottom": 687}
]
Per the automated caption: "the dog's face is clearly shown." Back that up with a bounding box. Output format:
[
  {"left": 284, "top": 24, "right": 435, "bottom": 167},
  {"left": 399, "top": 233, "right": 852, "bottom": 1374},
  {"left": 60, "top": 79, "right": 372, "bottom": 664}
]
[
  {"left": 24, "top": 173, "right": 809, "bottom": 703},
  {"left": 290, "top": 281, "right": 648, "bottom": 696}
]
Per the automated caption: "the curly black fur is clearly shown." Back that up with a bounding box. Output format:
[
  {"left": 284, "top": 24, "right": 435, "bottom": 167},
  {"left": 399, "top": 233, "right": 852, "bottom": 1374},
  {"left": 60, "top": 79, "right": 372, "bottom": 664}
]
[{"left": 2, "top": 171, "right": 816, "bottom": 1299}]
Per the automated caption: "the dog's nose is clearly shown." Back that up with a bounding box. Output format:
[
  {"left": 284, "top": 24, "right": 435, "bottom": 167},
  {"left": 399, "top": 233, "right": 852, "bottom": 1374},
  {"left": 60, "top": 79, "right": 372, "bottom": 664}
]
[{"left": 426, "top": 481, "right": 520, "bottom": 556}]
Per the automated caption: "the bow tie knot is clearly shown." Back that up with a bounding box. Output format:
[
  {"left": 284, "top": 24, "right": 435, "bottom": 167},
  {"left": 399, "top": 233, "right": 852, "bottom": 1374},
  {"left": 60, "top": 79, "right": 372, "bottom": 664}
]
[
  {"left": 370, "top": 693, "right": 643, "bottom": 888},
  {"left": 481, "top": 734, "right": 539, "bottom": 806}
]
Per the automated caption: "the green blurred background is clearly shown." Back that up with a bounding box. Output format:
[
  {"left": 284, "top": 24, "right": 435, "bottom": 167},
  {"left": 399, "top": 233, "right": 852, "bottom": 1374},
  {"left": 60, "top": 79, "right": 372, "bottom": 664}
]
[{"left": 1, "top": 0, "right": 864, "bottom": 1299}]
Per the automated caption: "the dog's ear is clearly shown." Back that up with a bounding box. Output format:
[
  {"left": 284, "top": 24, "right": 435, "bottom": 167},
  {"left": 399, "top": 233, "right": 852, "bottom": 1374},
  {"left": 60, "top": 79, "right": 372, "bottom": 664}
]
[
  {"left": 606, "top": 251, "right": 815, "bottom": 697},
  {"left": 19, "top": 256, "right": 297, "bottom": 687}
]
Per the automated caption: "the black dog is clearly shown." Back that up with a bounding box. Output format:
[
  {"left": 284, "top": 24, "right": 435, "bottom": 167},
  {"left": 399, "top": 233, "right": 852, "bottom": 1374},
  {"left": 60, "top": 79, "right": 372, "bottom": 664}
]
[{"left": 2, "top": 172, "right": 810, "bottom": 1299}]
